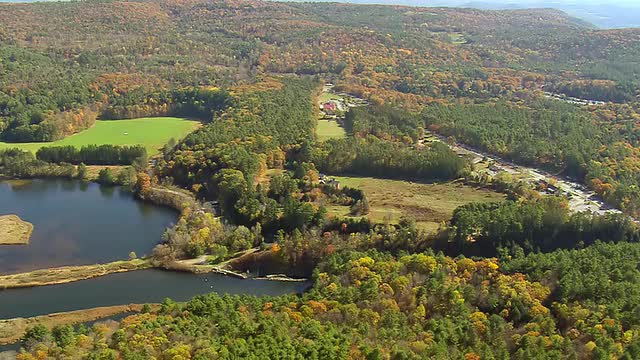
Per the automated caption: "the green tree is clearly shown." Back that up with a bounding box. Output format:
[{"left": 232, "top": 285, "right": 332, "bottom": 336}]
[
  {"left": 77, "top": 163, "right": 87, "bottom": 180},
  {"left": 97, "top": 168, "right": 115, "bottom": 185}
]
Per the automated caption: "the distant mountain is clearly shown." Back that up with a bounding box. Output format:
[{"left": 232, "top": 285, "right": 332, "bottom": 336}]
[
  {"left": 456, "top": 1, "right": 640, "bottom": 29},
  {"left": 2, "top": 0, "right": 638, "bottom": 28},
  {"left": 268, "top": 0, "right": 640, "bottom": 29}
]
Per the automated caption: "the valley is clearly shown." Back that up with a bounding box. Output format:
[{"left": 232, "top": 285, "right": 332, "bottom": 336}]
[{"left": 2, "top": 0, "right": 640, "bottom": 357}]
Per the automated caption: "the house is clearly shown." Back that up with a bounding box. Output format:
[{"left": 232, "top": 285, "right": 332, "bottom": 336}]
[
  {"left": 318, "top": 173, "right": 340, "bottom": 188},
  {"left": 326, "top": 178, "right": 341, "bottom": 189},
  {"left": 321, "top": 102, "right": 338, "bottom": 115},
  {"left": 537, "top": 179, "right": 559, "bottom": 194},
  {"left": 333, "top": 100, "right": 347, "bottom": 112}
]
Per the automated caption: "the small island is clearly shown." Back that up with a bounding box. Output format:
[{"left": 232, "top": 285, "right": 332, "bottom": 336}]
[{"left": 0, "top": 215, "right": 34, "bottom": 245}]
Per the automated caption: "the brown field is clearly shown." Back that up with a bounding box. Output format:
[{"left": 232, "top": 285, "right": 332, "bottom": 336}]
[
  {"left": 85, "top": 165, "right": 128, "bottom": 180},
  {"left": 328, "top": 176, "right": 506, "bottom": 233},
  {"left": 0, "top": 215, "right": 33, "bottom": 245}
]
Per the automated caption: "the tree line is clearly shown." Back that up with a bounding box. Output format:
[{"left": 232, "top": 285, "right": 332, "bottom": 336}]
[
  {"left": 101, "top": 88, "right": 233, "bottom": 122},
  {"left": 449, "top": 197, "right": 639, "bottom": 257},
  {"left": 312, "top": 137, "right": 468, "bottom": 181},
  {"left": 21, "top": 241, "right": 640, "bottom": 359},
  {"left": 36, "top": 145, "right": 147, "bottom": 165},
  {"left": 423, "top": 100, "right": 640, "bottom": 217}
]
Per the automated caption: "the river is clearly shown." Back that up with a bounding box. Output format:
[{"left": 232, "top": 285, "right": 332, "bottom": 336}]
[
  {"left": 0, "top": 269, "right": 306, "bottom": 320},
  {"left": 0, "top": 179, "right": 306, "bottom": 320},
  {"left": 0, "top": 179, "right": 178, "bottom": 274}
]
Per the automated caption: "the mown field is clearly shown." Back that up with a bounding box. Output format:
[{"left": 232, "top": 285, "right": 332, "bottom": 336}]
[
  {"left": 318, "top": 92, "right": 342, "bottom": 103},
  {"left": 0, "top": 117, "right": 199, "bottom": 155},
  {"left": 328, "top": 176, "right": 506, "bottom": 232},
  {"left": 316, "top": 119, "right": 347, "bottom": 141}
]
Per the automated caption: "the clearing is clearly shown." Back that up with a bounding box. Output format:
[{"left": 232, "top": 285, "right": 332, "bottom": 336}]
[
  {"left": 0, "top": 215, "right": 33, "bottom": 245},
  {"left": 317, "top": 119, "right": 347, "bottom": 141},
  {"left": 448, "top": 32, "right": 467, "bottom": 44},
  {"left": 0, "top": 117, "right": 200, "bottom": 155},
  {"left": 327, "top": 176, "right": 506, "bottom": 233},
  {"left": 318, "top": 91, "right": 342, "bottom": 103}
]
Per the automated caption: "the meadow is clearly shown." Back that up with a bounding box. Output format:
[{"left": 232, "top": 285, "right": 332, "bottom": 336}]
[
  {"left": 0, "top": 117, "right": 199, "bottom": 155},
  {"left": 328, "top": 176, "right": 506, "bottom": 232},
  {"left": 316, "top": 119, "right": 347, "bottom": 141},
  {"left": 318, "top": 92, "right": 342, "bottom": 103}
]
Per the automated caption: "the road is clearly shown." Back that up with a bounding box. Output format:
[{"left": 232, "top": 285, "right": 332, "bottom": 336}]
[{"left": 425, "top": 132, "right": 623, "bottom": 216}]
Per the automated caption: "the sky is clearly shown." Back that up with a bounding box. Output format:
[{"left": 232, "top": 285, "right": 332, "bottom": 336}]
[
  {"left": 1, "top": 0, "right": 639, "bottom": 28},
  {"left": 429, "top": 1, "right": 640, "bottom": 28},
  {"left": 278, "top": 0, "right": 640, "bottom": 28}
]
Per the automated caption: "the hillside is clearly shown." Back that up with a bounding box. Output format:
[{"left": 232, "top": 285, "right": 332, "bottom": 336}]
[
  {"left": 5, "top": 1, "right": 640, "bottom": 358},
  {"left": 3, "top": 0, "right": 640, "bottom": 214}
]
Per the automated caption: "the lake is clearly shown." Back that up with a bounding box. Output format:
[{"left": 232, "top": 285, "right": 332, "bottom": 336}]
[{"left": 0, "top": 179, "right": 178, "bottom": 274}]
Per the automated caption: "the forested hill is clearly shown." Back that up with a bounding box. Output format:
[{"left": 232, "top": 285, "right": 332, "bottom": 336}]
[
  {"left": 4, "top": 0, "right": 640, "bottom": 216},
  {"left": 9, "top": 1, "right": 640, "bottom": 359}
]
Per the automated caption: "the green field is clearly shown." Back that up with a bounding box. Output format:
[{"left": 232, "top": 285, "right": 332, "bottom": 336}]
[
  {"left": 448, "top": 32, "right": 467, "bottom": 44},
  {"left": 0, "top": 117, "right": 199, "bottom": 155},
  {"left": 318, "top": 92, "right": 342, "bottom": 103},
  {"left": 317, "top": 120, "right": 347, "bottom": 141},
  {"left": 327, "top": 176, "right": 506, "bottom": 233}
]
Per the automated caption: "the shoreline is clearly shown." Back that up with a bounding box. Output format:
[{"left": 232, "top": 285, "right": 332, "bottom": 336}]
[
  {"left": 0, "top": 214, "right": 33, "bottom": 246},
  {"left": 0, "top": 177, "right": 308, "bottom": 287},
  {"left": 0, "top": 254, "right": 307, "bottom": 290},
  {"left": 169, "top": 248, "right": 309, "bottom": 282},
  {"left": 0, "top": 304, "right": 153, "bottom": 346},
  {"left": 0, "top": 259, "right": 151, "bottom": 289}
]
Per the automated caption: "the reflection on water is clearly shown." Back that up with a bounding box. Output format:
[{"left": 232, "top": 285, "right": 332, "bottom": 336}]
[
  {"left": 0, "top": 179, "right": 178, "bottom": 274},
  {"left": 0, "top": 344, "right": 19, "bottom": 357},
  {"left": 98, "top": 184, "right": 116, "bottom": 197},
  {"left": 0, "top": 179, "right": 308, "bottom": 353}
]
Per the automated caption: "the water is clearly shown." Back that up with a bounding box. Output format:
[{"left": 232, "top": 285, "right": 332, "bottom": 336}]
[
  {"left": 0, "top": 179, "right": 178, "bottom": 274},
  {"left": 0, "top": 312, "right": 133, "bottom": 355},
  {"left": 0, "top": 269, "right": 305, "bottom": 319},
  {"left": 0, "top": 178, "right": 307, "bottom": 350}
]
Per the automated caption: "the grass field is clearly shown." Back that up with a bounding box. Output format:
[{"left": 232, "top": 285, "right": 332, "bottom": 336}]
[
  {"left": 328, "top": 176, "right": 506, "bottom": 233},
  {"left": 0, "top": 117, "right": 200, "bottom": 155},
  {"left": 317, "top": 120, "right": 347, "bottom": 141},
  {"left": 448, "top": 32, "right": 467, "bottom": 44},
  {"left": 0, "top": 214, "right": 33, "bottom": 245},
  {"left": 318, "top": 92, "right": 342, "bottom": 103}
]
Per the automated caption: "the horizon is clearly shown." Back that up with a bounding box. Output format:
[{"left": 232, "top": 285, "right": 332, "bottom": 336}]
[
  {"left": 2, "top": 0, "right": 640, "bottom": 29},
  {"left": 271, "top": 0, "right": 640, "bottom": 28},
  {"left": 3, "top": 0, "right": 640, "bottom": 357}
]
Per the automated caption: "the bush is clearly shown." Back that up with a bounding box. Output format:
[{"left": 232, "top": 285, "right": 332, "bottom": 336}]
[{"left": 97, "top": 168, "right": 115, "bottom": 185}]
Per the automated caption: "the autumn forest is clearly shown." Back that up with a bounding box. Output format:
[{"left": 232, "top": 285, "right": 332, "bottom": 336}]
[{"left": 3, "top": 0, "right": 640, "bottom": 358}]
